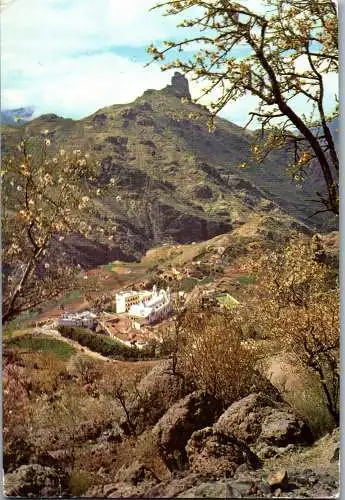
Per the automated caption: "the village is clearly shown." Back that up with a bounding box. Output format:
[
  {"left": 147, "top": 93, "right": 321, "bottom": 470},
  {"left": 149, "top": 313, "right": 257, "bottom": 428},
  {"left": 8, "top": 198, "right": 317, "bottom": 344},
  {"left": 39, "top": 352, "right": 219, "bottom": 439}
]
[{"left": 57, "top": 284, "right": 175, "bottom": 350}]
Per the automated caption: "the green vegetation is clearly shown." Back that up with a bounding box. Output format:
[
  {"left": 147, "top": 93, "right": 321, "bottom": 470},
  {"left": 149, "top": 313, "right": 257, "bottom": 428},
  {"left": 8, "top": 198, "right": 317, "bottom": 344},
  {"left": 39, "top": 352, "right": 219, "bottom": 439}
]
[
  {"left": 2, "top": 309, "right": 40, "bottom": 337},
  {"left": 179, "top": 276, "right": 213, "bottom": 292},
  {"left": 4, "top": 335, "right": 75, "bottom": 360},
  {"left": 238, "top": 275, "right": 257, "bottom": 285},
  {"left": 58, "top": 326, "right": 156, "bottom": 360},
  {"left": 216, "top": 293, "right": 240, "bottom": 309}
]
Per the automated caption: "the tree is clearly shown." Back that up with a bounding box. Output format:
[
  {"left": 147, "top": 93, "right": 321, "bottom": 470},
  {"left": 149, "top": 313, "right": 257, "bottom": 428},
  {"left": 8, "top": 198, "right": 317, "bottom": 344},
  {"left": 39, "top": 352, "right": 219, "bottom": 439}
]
[
  {"left": 178, "top": 306, "right": 261, "bottom": 407},
  {"left": 252, "top": 236, "right": 339, "bottom": 425},
  {"left": 2, "top": 135, "right": 112, "bottom": 324},
  {"left": 148, "top": 0, "right": 339, "bottom": 214}
]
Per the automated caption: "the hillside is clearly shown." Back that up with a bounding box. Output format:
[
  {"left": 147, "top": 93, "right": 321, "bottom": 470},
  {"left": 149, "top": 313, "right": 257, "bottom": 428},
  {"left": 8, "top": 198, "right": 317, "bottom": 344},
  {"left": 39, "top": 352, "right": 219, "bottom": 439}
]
[{"left": 2, "top": 73, "right": 337, "bottom": 267}]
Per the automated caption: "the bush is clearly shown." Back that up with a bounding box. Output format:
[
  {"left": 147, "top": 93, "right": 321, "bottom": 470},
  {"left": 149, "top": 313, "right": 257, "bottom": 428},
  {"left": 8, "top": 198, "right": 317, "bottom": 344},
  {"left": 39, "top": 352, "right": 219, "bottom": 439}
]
[
  {"left": 178, "top": 308, "right": 265, "bottom": 408},
  {"left": 67, "top": 354, "right": 102, "bottom": 384},
  {"left": 68, "top": 469, "right": 93, "bottom": 496},
  {"left": 252, "top": 236, "right": 340, "bottom": 428},
  {"left": 58, "top": 326, "right": 156, "bottom": 361}
]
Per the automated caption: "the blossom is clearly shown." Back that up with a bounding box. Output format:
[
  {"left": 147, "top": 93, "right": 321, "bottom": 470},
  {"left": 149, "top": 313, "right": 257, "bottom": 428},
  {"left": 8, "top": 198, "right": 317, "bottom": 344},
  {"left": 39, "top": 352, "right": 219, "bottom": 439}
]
[
  {"left": 60, "top": 149, "right": 66, "bottom": 156},
  {"left": 45, "top": 139, "right": 51, "bottom": 146}
]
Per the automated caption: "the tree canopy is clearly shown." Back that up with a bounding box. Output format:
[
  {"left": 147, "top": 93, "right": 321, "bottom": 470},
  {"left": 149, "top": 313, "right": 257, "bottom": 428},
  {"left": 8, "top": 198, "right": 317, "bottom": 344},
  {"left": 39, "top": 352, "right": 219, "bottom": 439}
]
[
  {"left": 148, "top": 0, "right": 339, "bottom": 215},
  {"left": 2, "top": 135, "right": 110, "bottom": 324}
]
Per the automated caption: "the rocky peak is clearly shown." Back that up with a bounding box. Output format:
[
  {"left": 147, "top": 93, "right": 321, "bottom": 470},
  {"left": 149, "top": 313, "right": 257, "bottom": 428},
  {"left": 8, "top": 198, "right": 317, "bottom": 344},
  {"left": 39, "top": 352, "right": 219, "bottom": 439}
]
[{"left": 166, "top": 71, "right": 191, "bottom": 99}]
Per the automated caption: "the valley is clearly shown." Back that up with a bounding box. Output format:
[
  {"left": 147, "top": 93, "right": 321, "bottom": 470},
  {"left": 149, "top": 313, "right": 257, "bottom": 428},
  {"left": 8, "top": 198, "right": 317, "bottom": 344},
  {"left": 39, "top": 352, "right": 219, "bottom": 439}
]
[{"left": 2, "top": 74, "right": 339, "bottom": 499}]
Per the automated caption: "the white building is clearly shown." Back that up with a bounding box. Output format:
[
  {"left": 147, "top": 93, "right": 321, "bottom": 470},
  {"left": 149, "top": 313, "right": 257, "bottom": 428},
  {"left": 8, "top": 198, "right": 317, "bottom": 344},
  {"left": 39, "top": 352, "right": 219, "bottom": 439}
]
[
  {"left": 115, "top": 289, "right": 152, "bottom": 313},
  {"left": 128, "top": 286, "right": 172, "bottom": 328},
  {"left": 58, "top": 310, "right": 97, "bottom": 330}
]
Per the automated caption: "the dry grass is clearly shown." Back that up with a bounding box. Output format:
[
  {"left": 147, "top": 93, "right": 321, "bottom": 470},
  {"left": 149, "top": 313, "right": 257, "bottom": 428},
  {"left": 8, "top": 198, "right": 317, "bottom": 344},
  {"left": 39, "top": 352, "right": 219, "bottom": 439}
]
[{"left": 113, "top": 432, "right": 171, "bottom": 482}]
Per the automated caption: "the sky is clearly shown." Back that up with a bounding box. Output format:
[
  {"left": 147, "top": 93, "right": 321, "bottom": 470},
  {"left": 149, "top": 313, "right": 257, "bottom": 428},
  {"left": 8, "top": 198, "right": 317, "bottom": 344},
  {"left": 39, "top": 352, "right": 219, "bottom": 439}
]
[{"left": 1, "top": 0, "right": 338, "bottom": 128}]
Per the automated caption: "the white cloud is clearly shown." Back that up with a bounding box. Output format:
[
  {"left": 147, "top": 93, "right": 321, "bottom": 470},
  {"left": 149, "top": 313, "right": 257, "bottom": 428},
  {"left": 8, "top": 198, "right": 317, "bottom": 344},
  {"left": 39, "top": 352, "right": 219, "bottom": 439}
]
[
  {"left": 1, "top": 0, "right": 338, "bottom": 127},
  {"left": 1, "top": 0, "right": 195, "bottom": 116},
  {"left": 2, "top": 51, "right": 175, "bottom": 118}
]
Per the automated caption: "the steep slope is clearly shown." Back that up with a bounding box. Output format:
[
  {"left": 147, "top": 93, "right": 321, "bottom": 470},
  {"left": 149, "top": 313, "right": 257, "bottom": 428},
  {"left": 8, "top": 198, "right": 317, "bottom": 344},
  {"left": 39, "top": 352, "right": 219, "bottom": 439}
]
[{"left": 1, "top": 73, "right": 336, "bottom": 266}]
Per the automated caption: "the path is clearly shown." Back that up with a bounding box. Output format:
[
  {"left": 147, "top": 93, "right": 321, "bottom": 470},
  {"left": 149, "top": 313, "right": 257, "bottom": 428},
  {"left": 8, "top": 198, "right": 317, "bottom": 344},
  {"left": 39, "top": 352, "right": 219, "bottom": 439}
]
[
  {"left": 40, "top": 322, "right": 159, "bottom": 371},
  {"left": 40, "top": 322, "right": 115, "bottom": 362}
]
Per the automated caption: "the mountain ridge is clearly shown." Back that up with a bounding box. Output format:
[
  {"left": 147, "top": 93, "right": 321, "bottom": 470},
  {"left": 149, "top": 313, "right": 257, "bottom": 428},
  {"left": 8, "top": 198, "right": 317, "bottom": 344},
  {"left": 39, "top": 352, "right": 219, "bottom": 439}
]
[{"left": 2, "top": 73, "right": 337, "bottom": 267}]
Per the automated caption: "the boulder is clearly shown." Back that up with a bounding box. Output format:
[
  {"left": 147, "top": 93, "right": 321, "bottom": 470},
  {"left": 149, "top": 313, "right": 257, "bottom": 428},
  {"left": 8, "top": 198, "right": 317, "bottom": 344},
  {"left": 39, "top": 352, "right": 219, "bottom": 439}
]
[
  {"left": 260, "top": 409, "right": 314, "bottom": 446},
  {"left": 4, "top": 464, "right": 68, "bottom": 497},
  {"left": 153, "top": 391, "right": 221, "bottom": 469},
  {"left": 115, "top": 460, "right": 159, "bottom": 486},
  {"left": 121, "top": 360, "right": 191, "bottom": 435},
  {"left": 215, "top": 392, "right": 314, "bottom": 448},
  {"left": 186, "top": 427, "right": 261, "bottom": 478},
  {"left": 86, "top": 461, "right": 159, "bottom": 498},
  {"left": 267, "top": 469, "right": 289, "bottom": 491}
]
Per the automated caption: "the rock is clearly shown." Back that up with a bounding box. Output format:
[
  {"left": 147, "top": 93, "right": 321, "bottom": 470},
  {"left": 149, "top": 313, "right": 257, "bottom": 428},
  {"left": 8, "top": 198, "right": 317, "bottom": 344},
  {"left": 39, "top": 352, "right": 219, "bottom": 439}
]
[
  {"left": 148, "top": 472, "right": 203, "bottom": 498},
  {"left": 194, "top": 184, "right": 213, "bottom": 200},
  {"left": 267, "top": 469, "right": 288, "bottom": 491},
  {"left": 153, "top": 391, "right": 221, "bottom": 469},
  {"left": 115, "top": 460, "right": 159, "bottom": 487},
  {"left": 215, "top": 392, "right": 314, "bottom": 448},
  {"left": 87, "top": 482, "right": 144, "bottom": 498},
  {"left": 86, "top": 462, "right": 159, "bottom": 499},
  {"left": 186, "top": 427, "right": 261, "bottom": 478},
  {"left": 176, "top": 479, "right": 231, "bottom": 498},
  {"left": 260, "top": 409, "right": 314, "bottom": 446},
  {"left": 215, "top": 392, "right": 274, "bottom": 444},
  {"left": 4, "top": 464, "right": 68, "bottom": 497},
  {"left": 167, "top": 72, "right": 191, "bottom": 99},
  {"left": 121, "top": 360, "right": 191, "bottom": 435}
]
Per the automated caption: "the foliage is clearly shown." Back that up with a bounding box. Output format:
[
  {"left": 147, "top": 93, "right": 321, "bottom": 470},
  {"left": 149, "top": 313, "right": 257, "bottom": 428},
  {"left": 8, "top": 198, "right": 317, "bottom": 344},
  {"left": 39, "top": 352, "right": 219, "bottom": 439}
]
[
  {"left": 68, "top": 469, "right": 93, "bottom": 496},
  {"left": 67, "top": 353, "right": 102, "bottom": 383},
  {"left": 178, "top": 307, "right": 262, "bottom": 407},
  {"left": 238, "top": 274, "right": 257, "bottom": 285},
  {"left": 4, "top": 334, "right": 75, "bottom": 360},
  {"left": 148, "top": 0, "right": 339, "bottom": 214},
  {"left": 58, "top": 326, "right": 156, "bottom": 360},
  {"left": 1, "top": 135, "right": 111, "bottom": 324},
  {"left": 252, "top": 236, "right": 339, "bottom": 425}
]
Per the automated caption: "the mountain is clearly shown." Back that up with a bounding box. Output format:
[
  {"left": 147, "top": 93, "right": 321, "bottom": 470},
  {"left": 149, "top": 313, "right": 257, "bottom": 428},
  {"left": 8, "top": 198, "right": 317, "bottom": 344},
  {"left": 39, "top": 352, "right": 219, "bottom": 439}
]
[
  {"left": 1, "top": 106, "right": 35, "bottom": 126},
  {"left": 1, "top": 73, "right": 337, "bottom": 267}
]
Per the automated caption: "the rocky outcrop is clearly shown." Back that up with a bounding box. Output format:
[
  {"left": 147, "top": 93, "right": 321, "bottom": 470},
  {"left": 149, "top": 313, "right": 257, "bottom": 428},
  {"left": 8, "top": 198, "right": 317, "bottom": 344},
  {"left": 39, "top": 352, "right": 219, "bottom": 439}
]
[
  {"left": 166, "top": 72, "right": 191, "bottom": 99},
  {"left": 86, "top": 461, "right": 160, "bottom": 498},
  {"left": 186, "top": 427, "right": 261, "bottom": 478},
  {"left": 153, "top": 391, "right": 221, "bottom": 469},
  {"left": 4, "top": 464, "right": 68, "bottom": 497},
  {"left": 175, "top": 468, "right": 339, "bottom": 498},
  {"left": 215, "top": 392, "right": 314, "bottom": 450},
  {"left": 121, "top": 360, "right": 191, "bottom": 435}
]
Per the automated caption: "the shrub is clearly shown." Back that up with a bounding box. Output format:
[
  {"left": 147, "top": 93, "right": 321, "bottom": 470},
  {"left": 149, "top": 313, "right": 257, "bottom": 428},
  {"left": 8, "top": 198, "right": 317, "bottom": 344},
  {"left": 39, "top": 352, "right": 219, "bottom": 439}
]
[
  {"left": 178, "top": 308, "right": 263, "bottom": 408},
  {"left": 67, "top": 354, "right": 102, "bottom": 384},
  {"left": 68, "top": 469, "right": 93, "bottom": 496},
  {"left": 252, "top": 236, "right": 340, "bottom": 427},
  {"left": 58, "top": 326, "right": 155, "bottom": 360}
]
